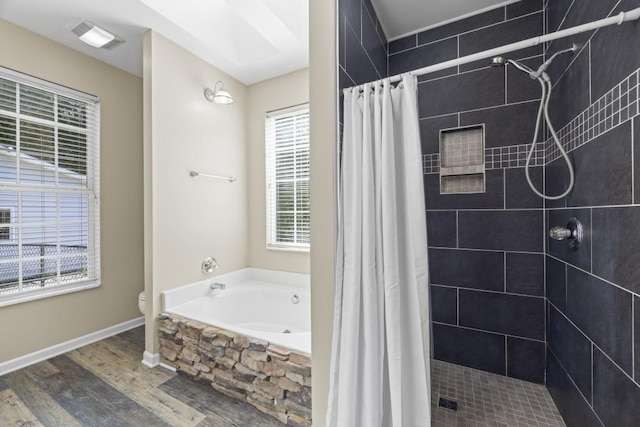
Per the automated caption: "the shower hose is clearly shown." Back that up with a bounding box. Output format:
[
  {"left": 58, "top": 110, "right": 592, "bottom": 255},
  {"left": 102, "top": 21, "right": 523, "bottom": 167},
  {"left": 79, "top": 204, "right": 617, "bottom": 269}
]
[{"left": 509, "top": 54, "right": 575, "bottom": 200}]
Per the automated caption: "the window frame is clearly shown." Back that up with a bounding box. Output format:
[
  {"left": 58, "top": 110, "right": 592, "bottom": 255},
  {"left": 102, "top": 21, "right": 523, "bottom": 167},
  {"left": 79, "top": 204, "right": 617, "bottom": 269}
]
[
  {"left": 0, "top": 207, "right": 13, "bottom": 241},
  {"left": 0, "top": 66, "right": 101, "bottom": 307},
  {"left": 265, "top": 103, "right": 310, "bottom": 252}
]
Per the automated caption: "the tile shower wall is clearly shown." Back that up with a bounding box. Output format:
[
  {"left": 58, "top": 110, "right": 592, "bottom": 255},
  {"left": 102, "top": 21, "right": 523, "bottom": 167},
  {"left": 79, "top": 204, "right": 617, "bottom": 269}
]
[
  {"left": 338, "top": 0, "right": 387, "bottom": 119},
  {"left": 544, "top": 0, "right": 640, "bottom": 425},
  {"left": 389, "top": 0, "right": 548, "bottom": 384}
]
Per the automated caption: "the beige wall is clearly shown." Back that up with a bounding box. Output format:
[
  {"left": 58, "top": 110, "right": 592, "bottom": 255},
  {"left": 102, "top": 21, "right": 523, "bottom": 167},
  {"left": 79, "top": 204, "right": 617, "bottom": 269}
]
[
  {"left": 0, "top": 20, "right": 144, "bottom": 363},
  {"left": 247, "top": 68, "right": 310, "bottom": 275},
  {"left": 144, "top": 31, "right": 249, "bottom": 354},
  {"left": 309, "top": 0, "right": 337, "bottom": 424}
]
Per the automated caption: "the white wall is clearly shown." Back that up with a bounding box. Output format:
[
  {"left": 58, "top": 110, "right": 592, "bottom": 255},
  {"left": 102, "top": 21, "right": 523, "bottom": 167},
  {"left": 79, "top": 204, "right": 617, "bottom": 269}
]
[
  {"left": 309, "top": 0, "right": 337, "bottom": 424},
  {"left": 247, "top": 68, "right": 310, "bottom": 275},
  {"left": 144, "top": 31, "right": 249, "bottom": 354},
  {"left": 0, "top": 19, "right": 144, "bottom": 364}
]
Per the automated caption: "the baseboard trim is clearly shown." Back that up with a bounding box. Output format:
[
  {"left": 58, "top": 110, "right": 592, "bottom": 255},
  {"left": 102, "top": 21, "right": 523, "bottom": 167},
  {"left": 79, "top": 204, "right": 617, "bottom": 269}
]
[
  {"left": 0, "top": 316, "right": 145, "bottom": 376},
  {"left": 141, "top": 351, "right": 160, "bottom": 368}
]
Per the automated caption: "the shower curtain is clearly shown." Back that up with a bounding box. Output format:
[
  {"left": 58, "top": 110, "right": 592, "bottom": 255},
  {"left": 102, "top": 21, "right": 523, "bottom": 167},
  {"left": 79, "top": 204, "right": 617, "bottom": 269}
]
[{"left": 327, "top": 75, "right": 431, "bottom": 427}]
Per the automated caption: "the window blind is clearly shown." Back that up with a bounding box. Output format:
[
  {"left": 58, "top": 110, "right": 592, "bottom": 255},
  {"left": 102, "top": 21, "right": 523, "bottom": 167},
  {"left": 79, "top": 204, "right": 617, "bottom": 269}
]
[
  {"left": 265, "top": 105, "right": 310, "bottom": 250},
  {"left": 0, "top": 67, "right": 100, "bottom": 304}
]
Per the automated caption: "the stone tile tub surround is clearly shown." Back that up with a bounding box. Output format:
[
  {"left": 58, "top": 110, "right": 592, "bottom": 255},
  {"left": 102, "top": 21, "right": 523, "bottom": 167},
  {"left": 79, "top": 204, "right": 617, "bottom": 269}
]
[
  {"left": 158, "top": 316, "right": 311, "bottom": 426},
  {"left": 160, "top": 268, "right": 311, "bottom": 425}
]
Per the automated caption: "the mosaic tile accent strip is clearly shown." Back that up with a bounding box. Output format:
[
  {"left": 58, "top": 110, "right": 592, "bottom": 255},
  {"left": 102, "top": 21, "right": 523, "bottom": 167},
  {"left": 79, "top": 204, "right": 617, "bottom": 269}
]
[
  {"left": 431, "top": 360, "right": 565, "bottom": 427},
  {"left": 547, "top": 68, "right": 640, "bottom": 163},
  {"left": 424, "top": 68, "right": 640, "bottom": 175},
  {"left": 424, "top": 142, "right": 547, "bottom": 174}
]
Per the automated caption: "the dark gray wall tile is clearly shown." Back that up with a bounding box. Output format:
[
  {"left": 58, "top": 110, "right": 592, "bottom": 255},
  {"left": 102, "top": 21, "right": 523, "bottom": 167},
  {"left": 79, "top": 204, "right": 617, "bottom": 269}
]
[
  {"left": 418, "top": 67, "right": 505, "bottom": 117},
  {"left": 546, "top": 0, "right": 574, "bottom": 33},
  {"left": 362, "top": 7, "right": 387, "bottom": 78},
  {"left": 389, "top": 37, "right": 457, "bottom": 76},
  {"left": 507, "top": 56, "right": 544, "bottom": 103},
  {"left": 459, "top": 12, "right": 543, "bottom": 57},
  {"left": 547, "top": 208, "right": 591, "bottom": 272},
  {"left": 636, "top": 117, "right": 640, "bottom": 203},
  {"left": 506, "top": 252, "right": 544, "bottom": 296},
  {"left": 567, "top": 121, "right": 633, "bottom": 207},
  {"left": 546, "top": 256, "right": 567, "bottom": 313},
  {"left": 548, "top": 305, "right": 592, "bottom": 401},
  {"left": 546, "top": 348, "right": 601, "bottom": 427},
  {"left": 426, "top": 210, "right": 457, "bottom": 248},
  {"left": 593, "top": 346, "right": 640, "bottom": 426},
  {"left": 544, "top": 155, "right": 569, "bottom": 209},
  {"left": 424, "top": 170, "right": 504, "bottom": 210},
  {"left": 547, "top": 47, "right": 590, "bottom": 130},
  {"left": 590, "top": 0, "right": 640, "bottom": 100},
  {"left": 416, "top": 66, "right": 459, "bottom": 82},
  {"left": 505, "top": 167, "right": 544, "bottom": 209},
  {"left": 339, "top": 0, "right": 361, "bottom": 38},
  {"left": 460, "top": 101, "right": 541, "bottom": 148},
  {"left": 592, "top": 206, "right": 640, "bottom": 295},
  {"left": 458, "top": 210, "right": 543, "bottom": 252},
  {"left": 459, "top": 290, "right": 545, "bottom": 340},
  {"left": 431, "top": 285, "right": 457, "bottom": 325},
  {"left": 419, "top": 114, "right": 458, "bottom": 154},
  {"left": 507, "top": 337, "right": 545, "bottom": 383},
  {"left": 567, "top": 266, "right": 633, "bottom": 375},
  {"left": 389, "top": 34, "right": 416, "bottom": 54},
  {"left": 433, "top": 323, "right": 506, "bottom": 375},
  {"left": 507, "top": 0, "right": 544, "bottom": 19},
  {"left": 417, "top": 8, "right": 505, "bottom": 46},
  {"left": 428, "top": 248, "right": 504, "bottom": 291},
  {"left": 635, "top": 296, "right": 640, "bottom": 382},
  {"left": 339, "top": 12, "right": 346, "bottom": 68},
  {"left": 345, "top": 23, "right": 380, "bottom": 84}
]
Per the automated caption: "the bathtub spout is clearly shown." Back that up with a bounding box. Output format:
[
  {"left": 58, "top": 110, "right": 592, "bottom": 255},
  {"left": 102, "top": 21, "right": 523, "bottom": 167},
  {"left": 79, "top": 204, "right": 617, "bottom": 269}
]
[{"left": 210, "top": 282, "right": 226, "bottom": 290}]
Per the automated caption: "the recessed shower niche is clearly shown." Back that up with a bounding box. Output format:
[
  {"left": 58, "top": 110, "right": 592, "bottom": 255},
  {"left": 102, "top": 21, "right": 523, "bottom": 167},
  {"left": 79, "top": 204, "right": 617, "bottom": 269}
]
[{"left": 439, "top": 125, "right": 485, "bottom": 194}]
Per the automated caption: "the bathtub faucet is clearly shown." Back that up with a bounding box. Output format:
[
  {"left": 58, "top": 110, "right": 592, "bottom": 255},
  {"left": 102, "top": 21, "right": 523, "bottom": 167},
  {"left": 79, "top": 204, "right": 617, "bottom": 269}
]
[{"left": 210, "top": 282, "right": 226, "bottom": 290}]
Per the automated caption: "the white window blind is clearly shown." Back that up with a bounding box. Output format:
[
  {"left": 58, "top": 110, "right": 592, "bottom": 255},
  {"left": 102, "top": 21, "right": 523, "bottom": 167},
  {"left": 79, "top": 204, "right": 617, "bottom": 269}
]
[
  {"left": 0, "top": 67, "right": 100, "bottom": 305},
  {"left": 265, "top": 105, "right": 310, "bottom": 250}
]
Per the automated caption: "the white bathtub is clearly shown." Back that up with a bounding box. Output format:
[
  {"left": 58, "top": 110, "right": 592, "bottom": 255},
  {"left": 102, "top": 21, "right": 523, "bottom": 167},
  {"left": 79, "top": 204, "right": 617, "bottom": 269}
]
[{"left": 162, "top": 268, "right": 311, "bottom": 355}]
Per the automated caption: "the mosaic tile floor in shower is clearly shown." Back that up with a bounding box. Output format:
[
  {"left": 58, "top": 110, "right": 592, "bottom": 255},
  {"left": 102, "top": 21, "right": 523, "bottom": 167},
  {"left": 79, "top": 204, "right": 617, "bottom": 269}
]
[{"left": 431, "top": 360, "right": 566, "bottom": 427}]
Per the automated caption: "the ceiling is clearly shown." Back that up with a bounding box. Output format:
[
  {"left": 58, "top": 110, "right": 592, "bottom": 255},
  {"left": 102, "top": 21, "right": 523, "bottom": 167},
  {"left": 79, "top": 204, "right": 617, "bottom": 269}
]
[
  {"left": 373, "top": 0, "right": 520, "bottom": 40},
  {"left": 0, "top": 0, "right": 308, "bottom": 85},
  {"left": 0, "top": 0, "right": 522, "bottom": 84}
]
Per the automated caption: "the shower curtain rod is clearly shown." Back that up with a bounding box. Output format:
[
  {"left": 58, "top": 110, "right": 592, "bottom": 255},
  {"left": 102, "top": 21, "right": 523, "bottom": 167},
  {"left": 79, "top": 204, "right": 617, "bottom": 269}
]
[{"left": 348, "top": 7, "right": 640, "bottom": 90}]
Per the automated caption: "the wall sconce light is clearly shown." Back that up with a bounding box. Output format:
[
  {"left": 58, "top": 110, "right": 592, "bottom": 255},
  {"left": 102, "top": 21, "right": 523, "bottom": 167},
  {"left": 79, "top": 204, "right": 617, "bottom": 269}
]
[{"left": 204, "top": 81, "right": 234, "bottom": 105}]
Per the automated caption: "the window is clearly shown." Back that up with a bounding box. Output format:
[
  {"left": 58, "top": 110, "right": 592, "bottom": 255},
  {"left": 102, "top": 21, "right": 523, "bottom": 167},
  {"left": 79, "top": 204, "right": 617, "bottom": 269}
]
[
  {"left": 0, "top": 67, "right": 100, "bottom": 305},
  {"left": 0, "top": 209, "right": 9, "bottom": 240},
  {"left": 265, "top": 105, "right": 310, "bottom": 250}
]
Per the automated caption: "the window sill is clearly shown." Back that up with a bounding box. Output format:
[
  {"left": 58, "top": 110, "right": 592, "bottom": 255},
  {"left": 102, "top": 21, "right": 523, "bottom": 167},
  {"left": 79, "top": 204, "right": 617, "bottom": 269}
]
[
  {"left": 267, "top": 245, "right": 310, "bottom": 254},
  {"left": 0, "top": 279, "right": 101, "bottom": 308}
]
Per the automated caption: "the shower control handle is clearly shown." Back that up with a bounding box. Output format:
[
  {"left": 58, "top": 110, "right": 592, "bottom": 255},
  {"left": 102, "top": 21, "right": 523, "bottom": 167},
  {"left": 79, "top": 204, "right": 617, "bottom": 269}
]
[
  {"left": 549, "top": 217, "right": 583, "bottom": 250},
  {"left": 549, "top": 227, "right": 572, "bottom": 240}
]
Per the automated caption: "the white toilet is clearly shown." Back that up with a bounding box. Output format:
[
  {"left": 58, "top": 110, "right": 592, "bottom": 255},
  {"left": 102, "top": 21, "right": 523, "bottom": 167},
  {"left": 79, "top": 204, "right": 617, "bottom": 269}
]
[{"left": 138, "top": 291, "right": 145, "bottom": 315}]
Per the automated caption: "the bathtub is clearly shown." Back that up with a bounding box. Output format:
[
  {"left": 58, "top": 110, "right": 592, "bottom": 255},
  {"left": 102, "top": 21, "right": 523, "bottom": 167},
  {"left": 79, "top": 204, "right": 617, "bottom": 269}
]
[{"left": 162, "top": 268, "right": 311, "bottom": 355}]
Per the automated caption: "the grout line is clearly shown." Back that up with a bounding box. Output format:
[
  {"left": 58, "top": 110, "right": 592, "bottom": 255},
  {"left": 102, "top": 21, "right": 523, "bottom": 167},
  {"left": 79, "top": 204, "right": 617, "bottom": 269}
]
[
  {"left": 547, "top": 345, "right": 606, "bottom": 427},
  {"left": 589, "top": 41, "right": 592, "bottom": 105},
  {"left": 427, "top": 246, "right": 544, "bottom": 255},
  {"left": 457, "top": 287, "right": 460, "bottom": 326},
  {"left": 590, "top": 208, "right": 593, "bottom": 273},
  {"left": 455, "top": 210, "right": 459, "bottom": 248},
  {"left": 418, "top": 99, "right": 550, "bottom": 121},
  {"left": 591, "top": 343, "right": 594, "bottom": 406},
  {"left": 547, "top": 251, "right": 640, "bottom": 299},
  {"left": 503, "top": 251, "right": 507, "bottom": 292},
  {"left": 505, "top": 335, "right": 508, "bottom": 375},
  {"left": 432, "top": 283, "right": 546, "bottom": 300},
  {"left": 432, "top": 320, "right": 547, "bottom": 343},
  {"left": 633, "top": 298, "right": 635, "bottom": 382},
  {"left": 633, "top": 118, "right": 635, "bottom": 205}
]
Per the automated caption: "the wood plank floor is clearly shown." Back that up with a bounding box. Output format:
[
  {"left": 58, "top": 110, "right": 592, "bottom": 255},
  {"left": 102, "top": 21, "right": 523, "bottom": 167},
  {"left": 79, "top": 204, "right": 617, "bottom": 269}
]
[{"left": 0, "top": 326, "right": 284, "bottom": 427}]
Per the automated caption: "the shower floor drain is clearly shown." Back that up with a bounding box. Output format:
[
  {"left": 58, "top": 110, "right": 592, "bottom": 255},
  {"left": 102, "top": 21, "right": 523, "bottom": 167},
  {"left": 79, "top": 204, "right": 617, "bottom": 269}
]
[
  {"left": 438, "top": 397, "right": 458, "bottom": 411},
  {"left": 283, "top": 329, "right": 291, "bottom": 334}
]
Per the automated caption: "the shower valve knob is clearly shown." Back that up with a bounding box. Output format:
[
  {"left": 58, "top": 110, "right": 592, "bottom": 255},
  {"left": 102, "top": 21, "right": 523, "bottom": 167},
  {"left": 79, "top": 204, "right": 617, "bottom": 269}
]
[
  {"left": 549, "top": 227, "right": 572, "bottom": 240},
  {"left": 549, "top": 217, "right": 583, "bottom": 250}
]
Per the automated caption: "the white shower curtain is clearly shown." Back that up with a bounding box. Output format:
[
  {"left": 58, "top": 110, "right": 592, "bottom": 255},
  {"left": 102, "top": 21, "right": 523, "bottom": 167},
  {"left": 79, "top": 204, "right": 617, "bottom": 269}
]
[{"left": 327, "top": 75, "right": 431, "bottom": 427}]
